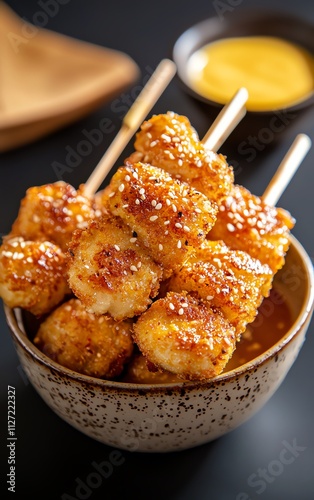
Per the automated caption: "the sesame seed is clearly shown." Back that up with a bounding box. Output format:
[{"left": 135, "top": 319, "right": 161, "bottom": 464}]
[
  {"left": 125, "top": 175, "right": 131, "bottom": 181},
  {"left": 169, "top": 303, "right": 175, "bottom": 310},
  {"left": 119, "top": 184, "right": 125, "bottom": 192},
  {"left": 150, "top": 215, "right": 158, "bottom": 222},
  {"left": 33, "top": 214, "right": 40, "bottom": 223},
  {"left": 130, "top": 265, "right": 138, "bottom": 272},
  {"left": 161, "top": 133, "right": 171, "bottom": 143},
  {"left": 150, "top": 140, "right": 158, "bottom": 147},
  {"left": 151, "top": 200, "right": 157, "bottom": 207},
  {"left": 39, "top": 243, "right": 46, "bottom": 252},
  {"left": 166, "top": 199, "right": 171, "bottom": 206},
  {"left": 114, "top": 245, "right": 120, "bottom": 251},
  {"left": 178, "top": 308, "right": 184, "bottom": 315},
  {"left": 195, "top": 208, "right": 202, "bottom": 213},
  {"left": 139, "top": 188, "right": 145, "bottom": 195},
  {"left": 164, "top": 220, "right": 170, "bottom": 225},
  {"left": 177, "top": 240, "right": 182, "bottom": 249},
  {"left": 175, "top": 223, "right": 182, "bottom": 229},
  {"left": 133, "top": 172, "right": 139, "bottom": 179},
  {"left": 178, "top": 159, "right": 183, "bottom": 167},
  {"left": 135, "top": 199, "right": 140, "bottom": 205},
  {"left": 172, "top": 204, "right": 177, "bottom": 213},
  {"left": 155, "top": 203, "right": 162, "bottom": 210},
  {"left": 206, "top": 295, "right": 214, "bottom": 300},
  {"left": 183, "top": 225, "right": 190, "bottom": 232},
  {"left": 159, "top": 244, "right": 163, "bottom": 251},
  {"left": 182, "top": 303, "right": 188, "bottom": 308},
  {"left": 26, "top": 256, "right": 33, "bottom": 263},
  {"left": 164, "top": 230, "right": 169, "bottom": 235},
  {"left": 227, "top": 223, "right": 236, "bottom": 232},
  {"left": 130, "top": 237, "right": 137, "bottom": 243},
  {"left": 122, "top": 204, "right": 129, "bottom": 209},
  {"left": 137, "top": 262, "right": 142, "bottom": 269},
  {"left": 2, "top": 251, "right": 13, "bottom": 258}
]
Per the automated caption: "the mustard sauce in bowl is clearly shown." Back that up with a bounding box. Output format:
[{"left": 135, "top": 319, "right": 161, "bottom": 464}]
[
  {"left": 173, "top": 11, "right": 314, "bottom": 115},
  {"left": 186, "top": 36, "right": 314, "bottom": 112}
]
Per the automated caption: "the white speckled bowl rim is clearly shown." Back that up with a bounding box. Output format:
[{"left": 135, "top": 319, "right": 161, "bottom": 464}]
[{"left": 4, "top": 235, "right": 314, "bottom": 393}]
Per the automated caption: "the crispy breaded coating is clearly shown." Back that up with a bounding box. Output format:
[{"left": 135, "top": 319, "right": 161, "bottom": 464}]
[
  {"left": 168, "top": 240, "right": 273, "bottom": 337},
  {"left": 133, "top": 291, "right": 236, "bottom": 381},
  {"left": 208, "top": 185, "right": 295, "bottom": 273},
  {"left": 34, "top": 298, "right": 133, "bottom": 379},
  {"left": 0, "top": 237, "right": 70, "bottom": 316},
  {"left": 127, "top": 111, "right": 234, "bottom": 205},
  {"left": 107, "top": 162, "right": 217, "bottom": 277},
  {"left": 67, "top": 215, "right": 163, "bottom": 320},
  {"left": 122, "top": 353, "right": 182, "bottom": 384},
  {"left": 9, "top": 181, "right": 95, "bottom": 252}
]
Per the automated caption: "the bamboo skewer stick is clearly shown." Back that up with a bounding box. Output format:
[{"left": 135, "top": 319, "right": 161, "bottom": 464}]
[
  {"left": 83, "top": 58, "right": 177, "bottom": 198},
  {"left": 202, "top": 87, "right": 249, "bottom": 152},
  {"left": 262, "top": 133, "right": 312, "bottom": 206}
]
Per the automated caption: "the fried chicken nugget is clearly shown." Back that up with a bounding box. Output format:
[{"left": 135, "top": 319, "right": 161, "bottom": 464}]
[
  {"left": 0, "top": 237, "right": 70, "bottom": 316},
  {"left": 127, "top": 111, "right": 234, "bottom": 205},
  {"left": 67, "top": 215, "right": 162, "bottom": 320},
  {"left": 168, "top": 240, "right": 273, "bottom": 337},
  {"left": 34, "top": 298, "right": 134, "bottom": 379},
  {"left": 9, "top": 181, "right": 95, "bottom": 252},
  {"left": 208, "top": 185, "right": 295, "bottom": 273},
  {"left": 133, "top": 291, "right": 236, "bottom": 381},
  {"left": 122, "top": 353, "right": 182, "bottom": 384},
  {"left": 107, "top": 162, "right": 217, "bottom": 277}
]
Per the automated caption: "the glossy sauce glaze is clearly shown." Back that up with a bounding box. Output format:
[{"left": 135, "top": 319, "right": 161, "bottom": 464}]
[
  {"left": 187, "top": 36, "right": 314, "bottom": 111},
  {"left": 224, "top": 286, "right": 293, "bottom": 371}
]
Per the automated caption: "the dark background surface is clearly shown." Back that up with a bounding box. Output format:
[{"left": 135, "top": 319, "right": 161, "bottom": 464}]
[{"left": 0, "top": 0, "right": 314, "bottom": 499}]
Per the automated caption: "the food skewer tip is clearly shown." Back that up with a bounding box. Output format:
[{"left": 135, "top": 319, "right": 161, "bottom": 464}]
[
  {"left": 202, "top": 87, "right": 249, "bottom": 152},
  {"left": 83, "top": 59, "right": 177, "bottom": 198},
  {"left": 263, "top": 133, "right": 311, "bottom": 206}
]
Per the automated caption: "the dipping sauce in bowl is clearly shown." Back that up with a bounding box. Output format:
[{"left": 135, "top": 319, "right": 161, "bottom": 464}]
[
  {"left": 173, "top": 10, "right": 314, "bottom": 115},
  {"left": 187, "top": 36, "right": 314, "bottom": 112}
]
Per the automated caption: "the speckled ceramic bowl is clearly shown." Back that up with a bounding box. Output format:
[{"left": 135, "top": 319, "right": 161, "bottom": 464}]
[{"left": 4, "top": 235, "right": 314, "bottom": 453}]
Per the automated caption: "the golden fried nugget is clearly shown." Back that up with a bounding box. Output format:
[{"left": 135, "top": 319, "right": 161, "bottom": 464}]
[
  {"left": 133, "top": 291, "right": 236, "bottom": 381},
  {"left": 67, "top": 215, "right": 162, "bottom": 320},
  {"left": 9, "top": 181, "right": 95, "bottom": 251},
  {"left": 107, "top": 162, "right": 217, "bottom": 277},
  {"left": 34, "top": 298, "right": 133, "bottom": 379},
  {"left": 168, "top": 240, "right": 273, "bottom": 337},
  {"left": 0, "top": 237, "right": 70, "bottom": 316},
  {"left": 127, "top": 111, "right": 234, "bottom": 205},
  {"left": 208, "top": 185, "right": 295, "bottom": 273},
  {"left": 122, "top": 353, "right": 182, "bottom": 384}
]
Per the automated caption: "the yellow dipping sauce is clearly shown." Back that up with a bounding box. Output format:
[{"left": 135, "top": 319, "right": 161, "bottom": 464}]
[{"left": 187, "top": 36, "right": 314, "bottom": 111}]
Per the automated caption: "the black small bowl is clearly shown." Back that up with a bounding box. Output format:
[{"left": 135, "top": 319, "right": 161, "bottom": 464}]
[
  {"left": 172, "top": 10, "right": 314, "bottom": 148},
  {"left": 173, "top": 9, "right": 314, "bottom": 114}
]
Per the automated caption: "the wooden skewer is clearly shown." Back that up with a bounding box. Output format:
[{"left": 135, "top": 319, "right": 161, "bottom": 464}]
[
  {"left": 202, "top": 87, "right": 249, "bottom": 152},
  {"left": 262, "top": 133, "right": 312, "bottom": 206},
  {"left": 83, "top": 58, "right": 177, "bottom": 198}
]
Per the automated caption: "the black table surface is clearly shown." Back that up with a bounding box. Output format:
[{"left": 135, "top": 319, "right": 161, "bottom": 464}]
[{"left": 1, "top": 1, "right": 314, "bottom": 499}]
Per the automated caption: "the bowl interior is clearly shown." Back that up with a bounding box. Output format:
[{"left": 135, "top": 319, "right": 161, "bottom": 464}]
[
  {"left": 173, "top": 9, "right": 314, "bottom": 113},
  {"left": 4, "top": 235, "right": 314, "bottom": 389}
]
